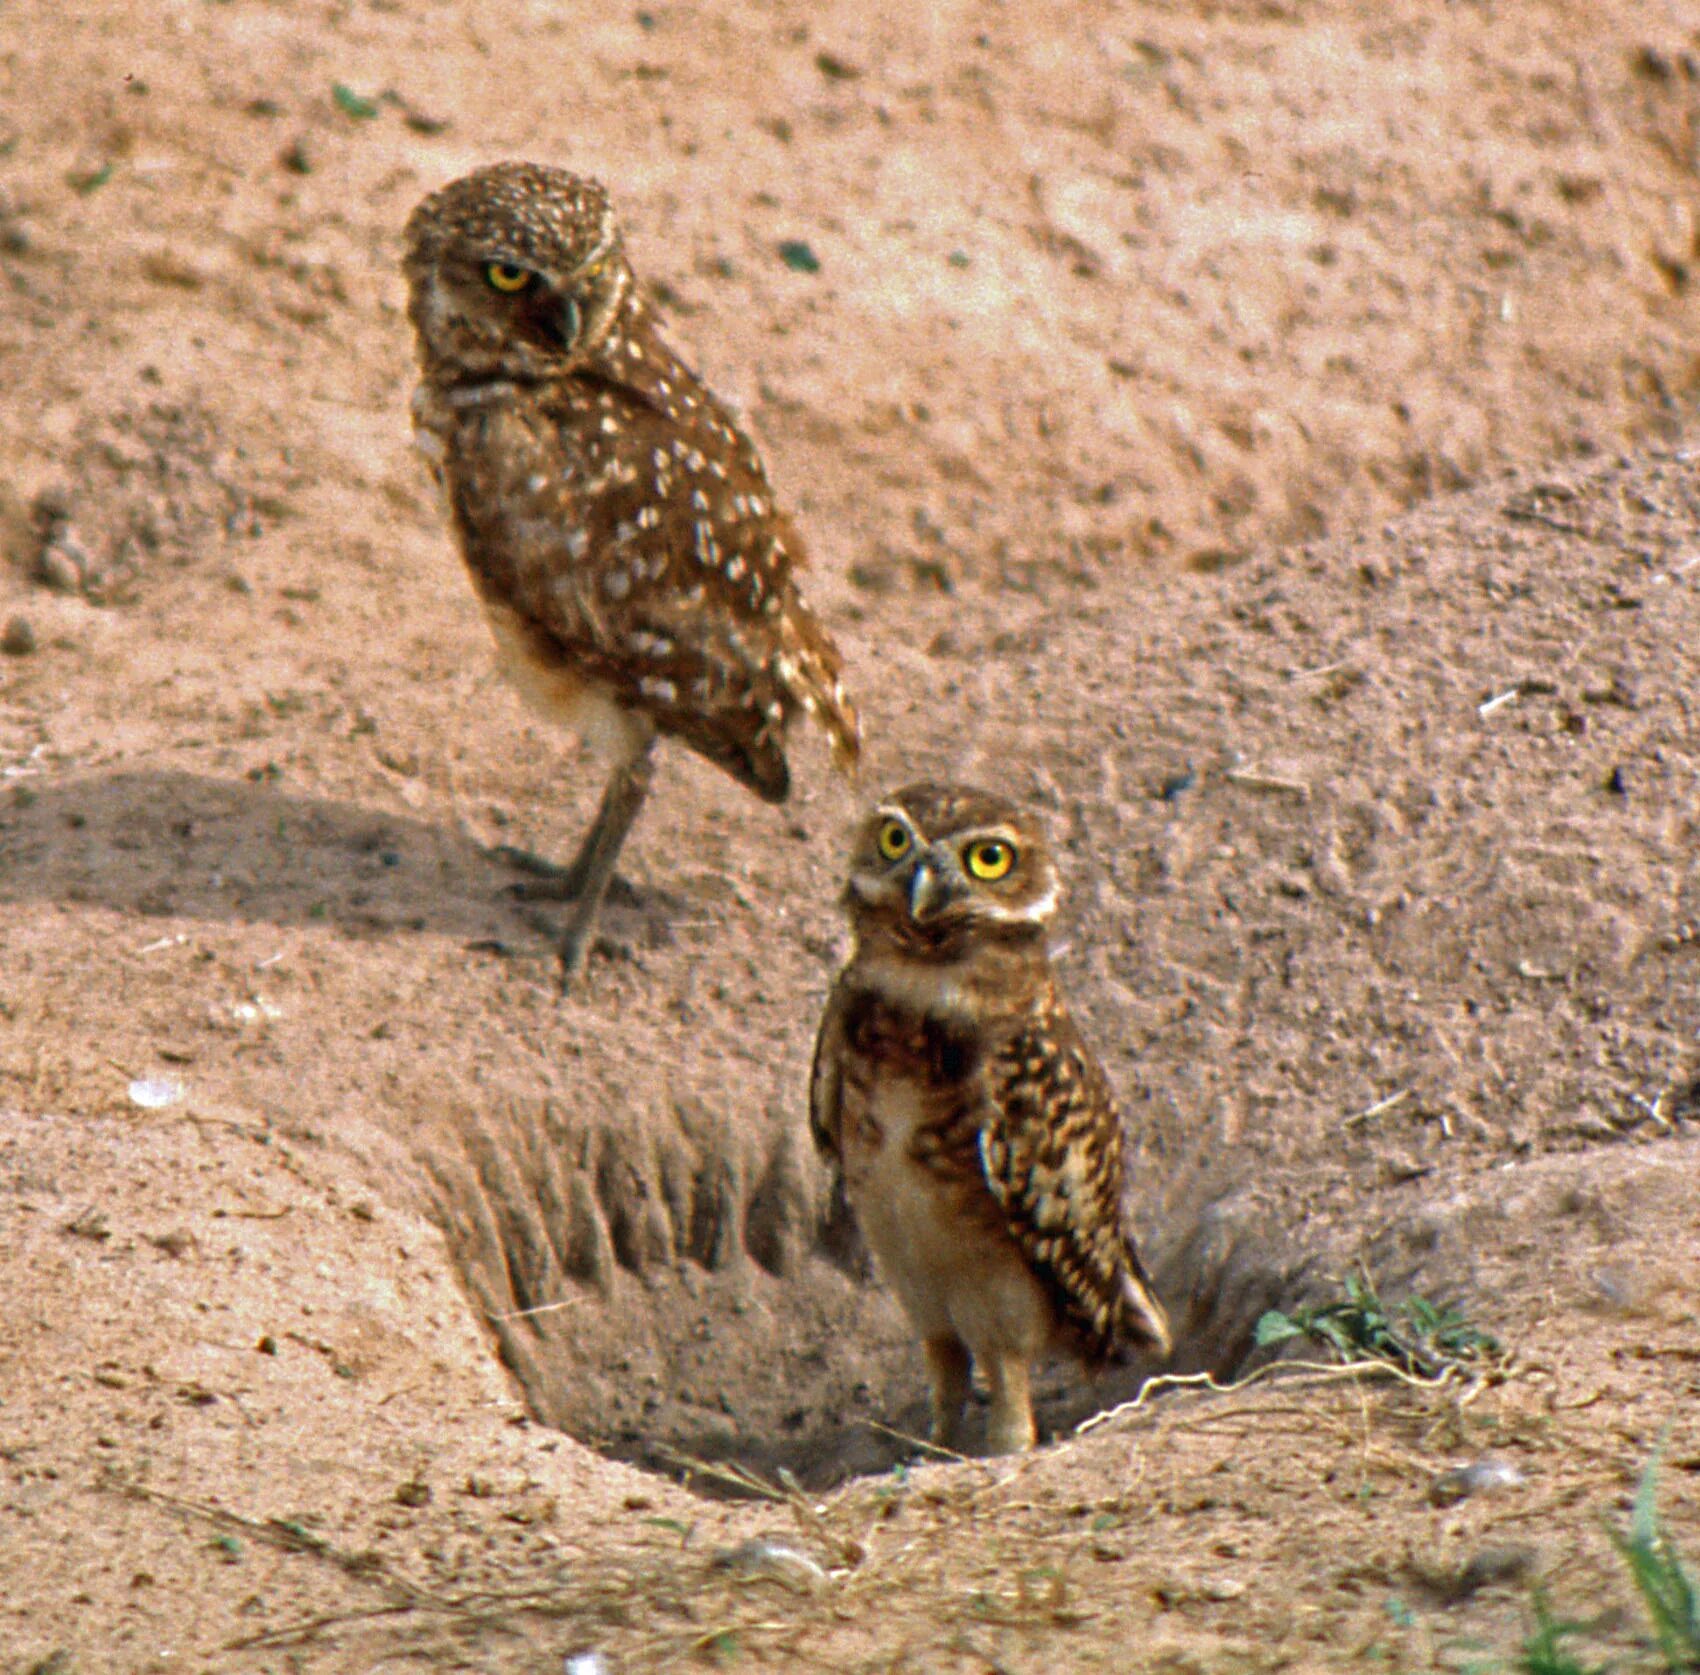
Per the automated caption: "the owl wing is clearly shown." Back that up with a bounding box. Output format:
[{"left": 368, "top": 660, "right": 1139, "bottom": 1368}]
[
  {"left": 806, "top": 975, "right": 879, "bottom": 1275},
  {"left": 978, "top": 996, "right": 1172, "bottom": 1363},
  {"left": 808, "top": 976, "right": 849, "bottom": 1166},
  {"left": 450, "top": 345, "right": 855, "bottom": 800}
]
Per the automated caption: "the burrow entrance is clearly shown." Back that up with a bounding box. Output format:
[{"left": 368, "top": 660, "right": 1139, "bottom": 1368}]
[{"left": 423, "top": 1094, "right": 1359, "bottom": 1494}]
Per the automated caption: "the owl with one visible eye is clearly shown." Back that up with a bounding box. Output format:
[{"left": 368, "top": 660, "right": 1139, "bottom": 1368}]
[
  {"left": 810, "top": 782, "right": 1171, "bottom": 1455},
  {"left": 402, "top": 162, "right": 859, "bottom": 986}
]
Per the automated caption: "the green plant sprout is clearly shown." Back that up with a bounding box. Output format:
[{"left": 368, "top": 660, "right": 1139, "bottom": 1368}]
[{"left": 1254, "top": 1270, "right": 1500, "bottom": 1380}]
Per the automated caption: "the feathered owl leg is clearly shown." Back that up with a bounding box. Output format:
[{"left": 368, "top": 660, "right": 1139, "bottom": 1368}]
[
  {"left": 922, "top": 1336, "right": 972, "bottom": 1452},
  {"left": 553, "top": 736, "right": 658, "bottom": 988},
  {"left": 980, "top": 1351, "right": 1038, "bottom": 1455}
]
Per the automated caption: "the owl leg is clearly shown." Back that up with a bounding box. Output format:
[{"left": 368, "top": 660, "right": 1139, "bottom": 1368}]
[
  {"left": 554, "top": 737, "right": 658, "bottom": 988},
  {"left": 922, "top": 1336, "right": 972, "bottom": 1452},
  {"left": 980, "top": 1351, "right": 1038, "bottom": 1454}
]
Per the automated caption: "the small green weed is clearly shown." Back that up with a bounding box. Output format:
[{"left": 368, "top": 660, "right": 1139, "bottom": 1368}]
[
  {"left": 1254, "top": 1270, "right": 1500, "bottom": 1379},
  {"left": 1517, "top": 1594, "right": 1611, "bottom": 1675},
  {"left": 1495, "top": 1457, "right": 1698, "bottom": 1675},
  {"left": 1609, "top": 1457, "right": 1699, "bottom": 1670},
  {"left": 331, "top": 82, "right": 381, "bottom": 120},
  {"left": 67, "top": 162, "right": 115, "bottom": 194},
  {"left": 777, "top": 239, "right": 821, "bottom": 274}
]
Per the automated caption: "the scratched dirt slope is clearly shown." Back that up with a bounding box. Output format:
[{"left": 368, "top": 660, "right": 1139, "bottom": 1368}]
[{"left": 2, "top": 0, "right": 1700, "bottom": 1668}]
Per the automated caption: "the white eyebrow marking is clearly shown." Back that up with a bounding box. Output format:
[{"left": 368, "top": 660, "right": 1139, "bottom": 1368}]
[
  {"left": 956, "top": 825, "right": 1026, "bottom": 849},
  {"left": 1001, "top": 880, "right": 1060, "bottom": 922}
]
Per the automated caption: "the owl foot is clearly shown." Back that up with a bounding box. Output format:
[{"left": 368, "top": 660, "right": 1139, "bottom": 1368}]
[
  {"left": 494, "top": 844, "right": 589, "bottom": 900},
  {"left": 547, "top": 744, "right": 658, "bottom": 991},
  {"left": 495, "top": 844, "right": 640, "bottom": 907}
]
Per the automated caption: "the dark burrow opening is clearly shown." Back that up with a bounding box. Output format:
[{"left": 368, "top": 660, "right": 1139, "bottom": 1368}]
[{"left": 423, "top": 1096, "right": 1363, "bottom": 1496}]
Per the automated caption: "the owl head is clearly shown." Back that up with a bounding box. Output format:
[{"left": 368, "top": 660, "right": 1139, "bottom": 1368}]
[
  {"left": 403, "top": 162, "right": 635, "bottom": 383},
  {"left": 843, "top": 782, "right": 1061, "bottom": 957}
]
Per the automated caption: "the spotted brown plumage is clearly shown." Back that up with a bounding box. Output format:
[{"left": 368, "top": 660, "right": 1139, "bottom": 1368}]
[
  {"left": 403, "top": 162, "right": 859, "bottom": 984},
  {"left": 980, "top": 997, "right": 1168, "bottom": 1362},
  {"left": 810, "top": 782, "right": 1170, "bottom": 1454}
]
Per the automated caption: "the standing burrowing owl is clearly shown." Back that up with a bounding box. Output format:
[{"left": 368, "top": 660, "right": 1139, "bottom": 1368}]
[
  {"left": 810, "top": 783, "right": 1171, "bottom": 1454},
  {"left": 403, "top": 163, "right": 860, "bottom": 984}
]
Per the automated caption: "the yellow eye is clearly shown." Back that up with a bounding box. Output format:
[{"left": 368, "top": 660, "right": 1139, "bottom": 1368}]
[
  {"left": 876, "top": 820, "right": 912, "bottom": 863},
  {"left": 965, "top": 839, "right": 1015, "bottom": 881},
  {"left": 484, "top": 261, "right": 533, "bottom": 293}
]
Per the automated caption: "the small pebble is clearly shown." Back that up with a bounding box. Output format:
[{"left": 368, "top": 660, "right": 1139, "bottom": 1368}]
[
  {"left": 1428, "top": 1457, "right": 1525, "bottom": 1506},
  {"left": 127, "top": 1077, "right": 185, "bottom": 1111},
  {"left": 37, "top": 538, "right": 87, "bottom": 593},
  {"left": 1452, "top": 1545, "right": 1536, "bottom": 1599},
  {"left": 30, "top": 486, "right": 71, "bottom": 531},
  {"left": 393, "top": 1477, "right": 431, "bottom": 1508},
  {"left": 1, "top": 615, "right": 36, "bottom": 656},
  {"left": 712, "top": 1537, "right": 827, "bottom": 1589},
  {"left": 777, "top": 239, "right": 821, "bottom": 274},
  {"left": 563, "top": 1654, "right": 610, "bottom": 1675}
]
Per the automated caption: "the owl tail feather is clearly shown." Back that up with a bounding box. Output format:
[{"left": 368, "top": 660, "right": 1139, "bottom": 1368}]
[
  {"left": 822, "top": 688, "right": 862, "bottom": 777},
  {"left": 1119, "top": 1266, "right": 1174, "bottom": 1359},
  {"left": 794, "top": 665, "right": 862, "bottom": 777}
]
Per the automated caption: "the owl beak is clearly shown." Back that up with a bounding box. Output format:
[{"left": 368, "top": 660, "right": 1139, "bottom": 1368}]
[
  {"left": 908, "top": 851, "right": 967, "bottom": 923},
  {"left": 555, "top": 294, "right": 583, "bottom": 351}
]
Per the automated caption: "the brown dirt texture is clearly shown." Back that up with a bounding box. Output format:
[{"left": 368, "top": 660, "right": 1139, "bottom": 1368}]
[{"left": 2, "top": 1, "right": 1699, "bottom": 1670}]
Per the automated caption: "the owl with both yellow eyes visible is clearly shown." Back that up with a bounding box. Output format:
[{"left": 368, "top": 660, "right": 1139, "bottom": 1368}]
[{"left": 810, "top": 782, "right": 1172, "bottom": 1455}]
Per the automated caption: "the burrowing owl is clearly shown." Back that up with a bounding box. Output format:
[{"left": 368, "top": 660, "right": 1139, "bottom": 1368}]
[
  {"left": 402, "top": 162, "right": 859, "bottom": 984},
  {"left": 810, "top": 783, "right": 1171, "bottom": 1454}
]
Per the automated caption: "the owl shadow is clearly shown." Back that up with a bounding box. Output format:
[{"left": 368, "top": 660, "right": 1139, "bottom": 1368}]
[
  {"left": 636, "top": 1200, "right": 1330, "bottom": 1496},
  {"left": 604, "top": 1219, "right": 1316, "bottom": 1498},
  {"left": 0, "top": 765, "right": 675, "bottom": 956},
  {"left": 672, "top": 1183, "right": 1447, "bottom": 1492}
]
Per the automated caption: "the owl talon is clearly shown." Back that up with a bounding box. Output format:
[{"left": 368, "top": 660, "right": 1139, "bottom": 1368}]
[
  {"left": 507, "top": 872, "right": 585, "bottom": 904},
  {"left": 493, "top": 843, "right": 586, "bottom": 894},
  {"left": 923, "top": 1337, "right": 971, "bottom": 1453},
  {"left": 555, "top": 940, "right": 589, "bottom": 994}
]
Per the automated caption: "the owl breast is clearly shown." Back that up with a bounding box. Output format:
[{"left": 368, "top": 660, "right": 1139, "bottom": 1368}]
[
  {"left": 840, "top": 1042, "right": 1057, "bottom": 1363},
  {"left": 480, "top": 598, "right": 651, "bottom": 764}
]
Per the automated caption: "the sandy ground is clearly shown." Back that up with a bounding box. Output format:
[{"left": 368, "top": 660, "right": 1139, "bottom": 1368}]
[{"left": 1, "top": 0, "right": 1698, "bottom": 1668}]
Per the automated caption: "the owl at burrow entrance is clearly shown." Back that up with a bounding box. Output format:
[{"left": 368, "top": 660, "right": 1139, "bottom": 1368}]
[{"left": 810, "top": 783, "right": 1172, "bottom": 1454}]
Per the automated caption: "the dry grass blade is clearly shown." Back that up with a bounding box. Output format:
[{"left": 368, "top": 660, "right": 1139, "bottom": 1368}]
[
  {"left": 863, "top": 1416, "right": 972, "bottom": 1463},
  {"left": 1074, "top": 1351, "right": 1487, "bottom": 1440},
  {"left": 106, "top": 1468, "right": 747, "bottom": 1659}
]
